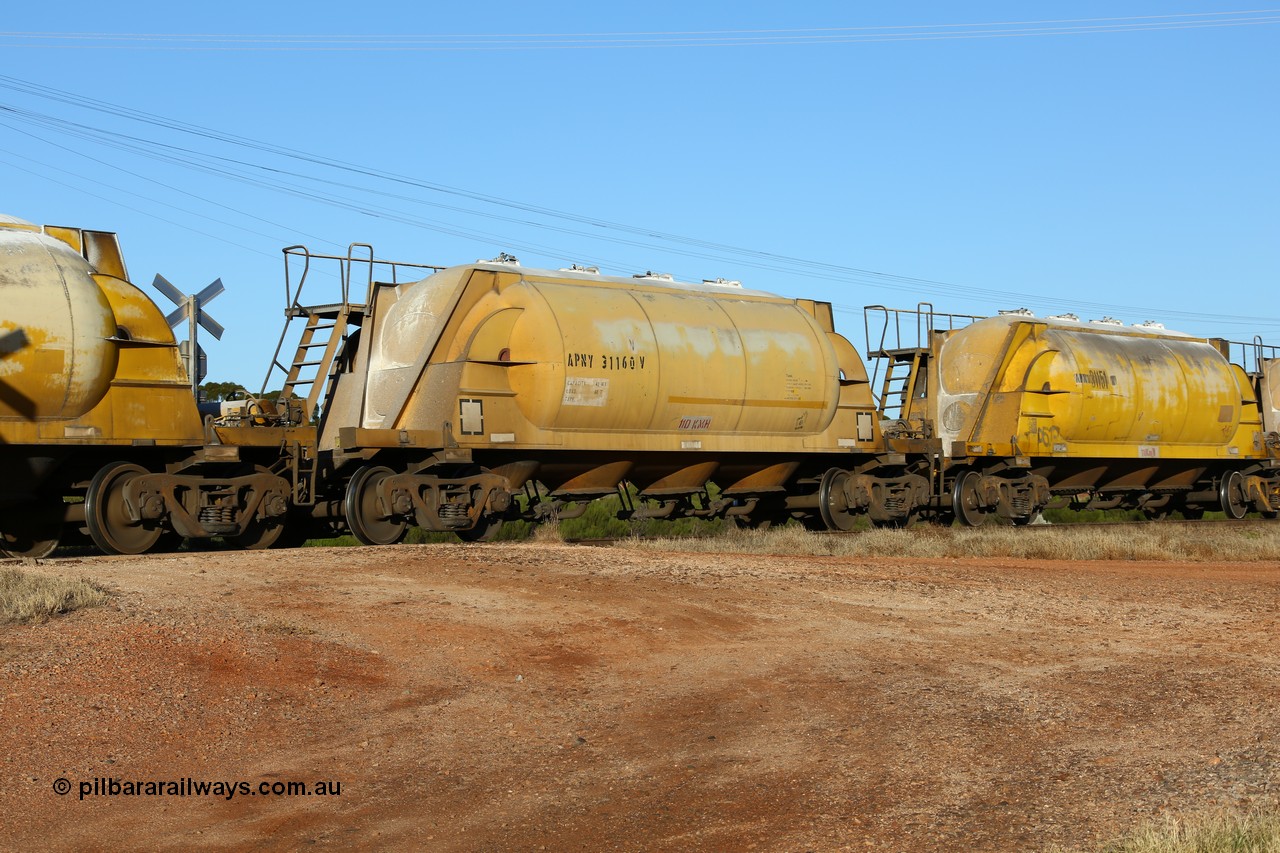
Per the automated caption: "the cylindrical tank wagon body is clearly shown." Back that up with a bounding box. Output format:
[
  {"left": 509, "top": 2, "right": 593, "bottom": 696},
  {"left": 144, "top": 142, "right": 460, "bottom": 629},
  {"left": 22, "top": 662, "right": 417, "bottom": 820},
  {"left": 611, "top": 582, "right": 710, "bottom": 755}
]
[
  {"left": 500, "top": 277, "right": 840, "bottom": 436},
  {"left": 318, "top": 260, "right": 924, "bottom": 540},
  {"left": 0, "top": 216, "right": 120, "bottom": 422},
  {"left": 0, "top": 216, "right": 211, "bottom": 448},
  {"left": 935, "top": 314, "right": 1256, "bottom": 457},
  {"left": 359, "top": 265, "right": 854, "bottom": 442},
  {"left": 882, "top": 310, "right": 1280, "bottom": 524}
]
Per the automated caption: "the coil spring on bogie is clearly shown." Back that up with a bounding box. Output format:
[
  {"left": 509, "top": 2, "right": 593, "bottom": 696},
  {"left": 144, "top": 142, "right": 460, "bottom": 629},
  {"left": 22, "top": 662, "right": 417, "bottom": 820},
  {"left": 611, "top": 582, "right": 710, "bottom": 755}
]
[
  {"left": 438, "top": 503, "right": 470, "bottom": 522},
  {"left": 199, "top": 505, "right": 236, "bottom": 525},
  {"left": 1009, "top": 496, "right": 1032, "bottom": 515},
  {"left": 883, "top": 495, "right": 907, "bottom": 511}
]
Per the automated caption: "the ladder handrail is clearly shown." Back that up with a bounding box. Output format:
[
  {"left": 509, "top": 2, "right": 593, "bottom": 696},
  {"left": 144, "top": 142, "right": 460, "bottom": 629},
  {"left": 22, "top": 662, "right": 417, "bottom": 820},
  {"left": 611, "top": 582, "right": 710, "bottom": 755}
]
[
  {"left": 1244, "top": 335, "right": 1278, "bottom": 373},
  {"left": 260, "top": 245, "right": 312, "bottom": 397},
  {"left": 259, "top": 244, "right": 447, "bottom": 400},
  {"left": 1220, "top": 335, "right": 1277, "bottom": 374},
  {"left": 863, "top": 305, "right": 891, "bottom": 403},
  {"left": 862, "top": 304, "right": 985, "bottom": 411},
  {"left": 344, "top": 243, "right": 372, "bottom": 308},
  {"left": 863, "top": 303, "right": 984, "bottom": 354},
  {"left": 915, "top": 302, "right": 935, "bottom": 350}
]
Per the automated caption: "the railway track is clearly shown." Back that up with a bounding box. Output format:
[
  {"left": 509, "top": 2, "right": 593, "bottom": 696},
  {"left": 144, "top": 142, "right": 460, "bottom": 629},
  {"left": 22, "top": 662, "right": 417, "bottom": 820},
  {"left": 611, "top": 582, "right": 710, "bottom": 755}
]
[
  {"left": 981, "top": 517, "right": 1273, "bottom": 532},
  {"left": 564, "top": 516, "right": 1277, "bottom": 546},
  {"left": 4, "top": 517, "right": 1271, "bottom": 563}
]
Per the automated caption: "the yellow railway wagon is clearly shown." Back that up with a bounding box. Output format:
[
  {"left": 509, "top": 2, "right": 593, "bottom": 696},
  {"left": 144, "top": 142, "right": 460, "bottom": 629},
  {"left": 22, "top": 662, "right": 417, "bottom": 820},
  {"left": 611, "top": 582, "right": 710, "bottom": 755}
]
[
  {"left": 298, "top": 258, "right": 928, "bottom": 541},
  {"left": 0, "top": 215, "right": 303, "bottom": 556},
  {"left": 880, "top": 310, "right": 1280, "bottom": 524}
]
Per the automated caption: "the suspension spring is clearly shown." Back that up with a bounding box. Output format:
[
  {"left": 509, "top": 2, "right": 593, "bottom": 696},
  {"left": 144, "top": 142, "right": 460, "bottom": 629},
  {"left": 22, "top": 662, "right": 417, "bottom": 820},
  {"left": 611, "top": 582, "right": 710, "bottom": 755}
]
[
  {"left": 199, "top": 505, "right": 236, "bottom": 525},
  {"left": 438, "top": 502, "right": 470, "bottom": 522}
]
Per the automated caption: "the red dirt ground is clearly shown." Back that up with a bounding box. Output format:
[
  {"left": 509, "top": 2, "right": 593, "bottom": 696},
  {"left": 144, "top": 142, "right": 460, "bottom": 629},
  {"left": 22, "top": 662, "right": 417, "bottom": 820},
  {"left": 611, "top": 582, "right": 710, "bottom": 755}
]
[{"left": 2, "top": 543, "right": 1277, "bottom": 851}]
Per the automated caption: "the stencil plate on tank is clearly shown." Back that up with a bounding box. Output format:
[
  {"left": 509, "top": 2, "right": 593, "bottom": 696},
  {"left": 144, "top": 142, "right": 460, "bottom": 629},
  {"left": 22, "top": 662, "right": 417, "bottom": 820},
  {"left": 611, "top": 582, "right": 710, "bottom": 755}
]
[{"left": 563, "top": 377, "right": 609, "bottom": 407}]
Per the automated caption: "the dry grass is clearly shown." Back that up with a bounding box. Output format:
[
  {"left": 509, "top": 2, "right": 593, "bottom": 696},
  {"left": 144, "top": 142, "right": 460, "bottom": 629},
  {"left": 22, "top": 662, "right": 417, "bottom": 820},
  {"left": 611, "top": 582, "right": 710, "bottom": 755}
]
[
  {"left": 0, "top": 566, "right": 110, "bottom": 625},
  {"left": 625, "top": 521, "right": 1280, "bottom": 562},
  {"left": 1055, "top": 808, "right": 1280, "bottom": 852},
  {"left": 531, "top": 518, "right": 564, "bottom": 543}
]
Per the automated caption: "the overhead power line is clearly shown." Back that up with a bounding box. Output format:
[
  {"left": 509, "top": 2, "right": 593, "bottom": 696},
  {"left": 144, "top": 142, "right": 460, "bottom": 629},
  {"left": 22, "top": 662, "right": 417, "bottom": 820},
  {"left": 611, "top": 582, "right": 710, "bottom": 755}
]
[
  {"left": 0, "top": 74, "right": 1275, "bottom": 330},
  {"left": 1, "top": 11, "right": 1278, "bottom": 50}
]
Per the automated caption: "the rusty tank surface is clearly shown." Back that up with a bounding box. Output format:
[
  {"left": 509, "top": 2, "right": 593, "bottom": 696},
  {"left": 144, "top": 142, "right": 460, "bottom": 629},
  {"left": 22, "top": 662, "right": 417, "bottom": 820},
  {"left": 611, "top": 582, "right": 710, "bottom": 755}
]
[
  {"left": 933, "top": 313, "right": 1254, "bottom": 458},
  {"left": 864, "top": 305, "right": 1280, "bottom": 526}
]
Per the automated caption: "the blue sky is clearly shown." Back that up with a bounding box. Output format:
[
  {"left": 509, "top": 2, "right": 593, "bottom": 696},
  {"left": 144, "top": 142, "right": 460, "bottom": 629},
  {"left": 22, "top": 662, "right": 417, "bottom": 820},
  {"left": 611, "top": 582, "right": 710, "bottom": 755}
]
[{"left": 2, "top": 2, "right": 1276, "bottom": 387}]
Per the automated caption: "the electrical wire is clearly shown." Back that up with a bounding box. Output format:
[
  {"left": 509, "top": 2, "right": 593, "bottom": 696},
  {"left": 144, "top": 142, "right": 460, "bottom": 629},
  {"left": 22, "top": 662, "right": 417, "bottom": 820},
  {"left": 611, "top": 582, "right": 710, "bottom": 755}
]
[
  {"left": 1, "top": 11, "right": 1278, "bottom": 50},
  {"left": 0, "top": 73, "right": 1275, "bottom": 331},
  {"left": 7, "top": 99, "right": 1275, "bottom": 328}
]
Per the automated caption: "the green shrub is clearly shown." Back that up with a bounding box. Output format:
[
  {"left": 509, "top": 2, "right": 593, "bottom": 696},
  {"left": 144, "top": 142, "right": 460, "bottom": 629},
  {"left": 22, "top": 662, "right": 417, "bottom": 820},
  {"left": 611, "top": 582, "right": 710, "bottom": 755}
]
[{"left": 306, "top": 482, "right": 730, "bottom": 545}]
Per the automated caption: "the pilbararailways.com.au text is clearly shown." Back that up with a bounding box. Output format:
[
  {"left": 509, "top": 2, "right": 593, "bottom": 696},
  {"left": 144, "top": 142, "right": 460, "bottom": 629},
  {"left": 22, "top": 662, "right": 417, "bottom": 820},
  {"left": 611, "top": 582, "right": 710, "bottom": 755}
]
[{"left": 53, "top": 776, "right": 342, "bottom": 801}]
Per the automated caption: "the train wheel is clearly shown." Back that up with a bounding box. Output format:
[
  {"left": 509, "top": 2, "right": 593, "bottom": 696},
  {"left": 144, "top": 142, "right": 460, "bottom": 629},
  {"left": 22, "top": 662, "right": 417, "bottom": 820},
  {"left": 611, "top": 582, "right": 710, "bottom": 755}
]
[
  {"left": 231, "top": 518, "right": 285, "bottom": 550},
  {"left": 345, "top": 465, "right": 408, "bottom": 546},
  {"left": 230, "top": 466, "right": 287, "bottom": 550},
  {"left": 1219, "top": 471, "right": 1248, "bottom": 520},
  {"left": 817, "top": 468, "right": 859, "bottom": 532},
  {"left": 0, "top": 497, "right": 63, "bottom": 558},
  {"left": 271, "top": 517, "right": 318, "bottom": 549},
  {"left": 153, "top": 530, "right": 185, "bottom": 553},
  {"left": 952, "top": 470, "right": 989, "bottom": 528},
  {"left": 85, "top": 462, "right": 162, "bottom": 555},
  {"left": 457, "top": 515, "right": 504, "bottom": 542}
]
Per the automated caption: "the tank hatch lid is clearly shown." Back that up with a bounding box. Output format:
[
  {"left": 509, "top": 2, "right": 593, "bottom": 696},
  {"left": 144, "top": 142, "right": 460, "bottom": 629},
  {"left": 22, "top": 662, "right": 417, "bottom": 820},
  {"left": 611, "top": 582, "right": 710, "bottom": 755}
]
[
  {"left": 477, "top": 252, "right": 520, "bottom": 266},
  {"left": 967, "top": 309, "right": 1198, "bottom": 339},
  {"left": 459, "top": 260, "right": 781, "bottom": 298}
]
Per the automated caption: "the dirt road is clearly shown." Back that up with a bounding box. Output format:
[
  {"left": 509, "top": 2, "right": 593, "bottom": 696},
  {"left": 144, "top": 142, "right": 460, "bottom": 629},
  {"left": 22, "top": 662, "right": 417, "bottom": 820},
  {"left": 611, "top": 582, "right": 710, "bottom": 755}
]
[{"left": 2, "top": 543, "right": 1277, "bottom": 851}]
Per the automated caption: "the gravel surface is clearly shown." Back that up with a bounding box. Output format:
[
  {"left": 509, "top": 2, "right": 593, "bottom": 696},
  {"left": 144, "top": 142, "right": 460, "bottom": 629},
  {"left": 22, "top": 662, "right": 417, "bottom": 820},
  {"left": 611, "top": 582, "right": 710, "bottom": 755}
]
[{"left": 2, "top": 543, "right": 1277, "bottom": 851}]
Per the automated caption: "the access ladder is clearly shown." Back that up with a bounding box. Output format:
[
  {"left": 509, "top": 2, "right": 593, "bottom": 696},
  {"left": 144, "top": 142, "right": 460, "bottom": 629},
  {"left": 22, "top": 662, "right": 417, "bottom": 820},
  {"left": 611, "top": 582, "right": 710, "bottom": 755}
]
[{"left": 260, "top": 244, "right": 441, "bottom": 425}]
